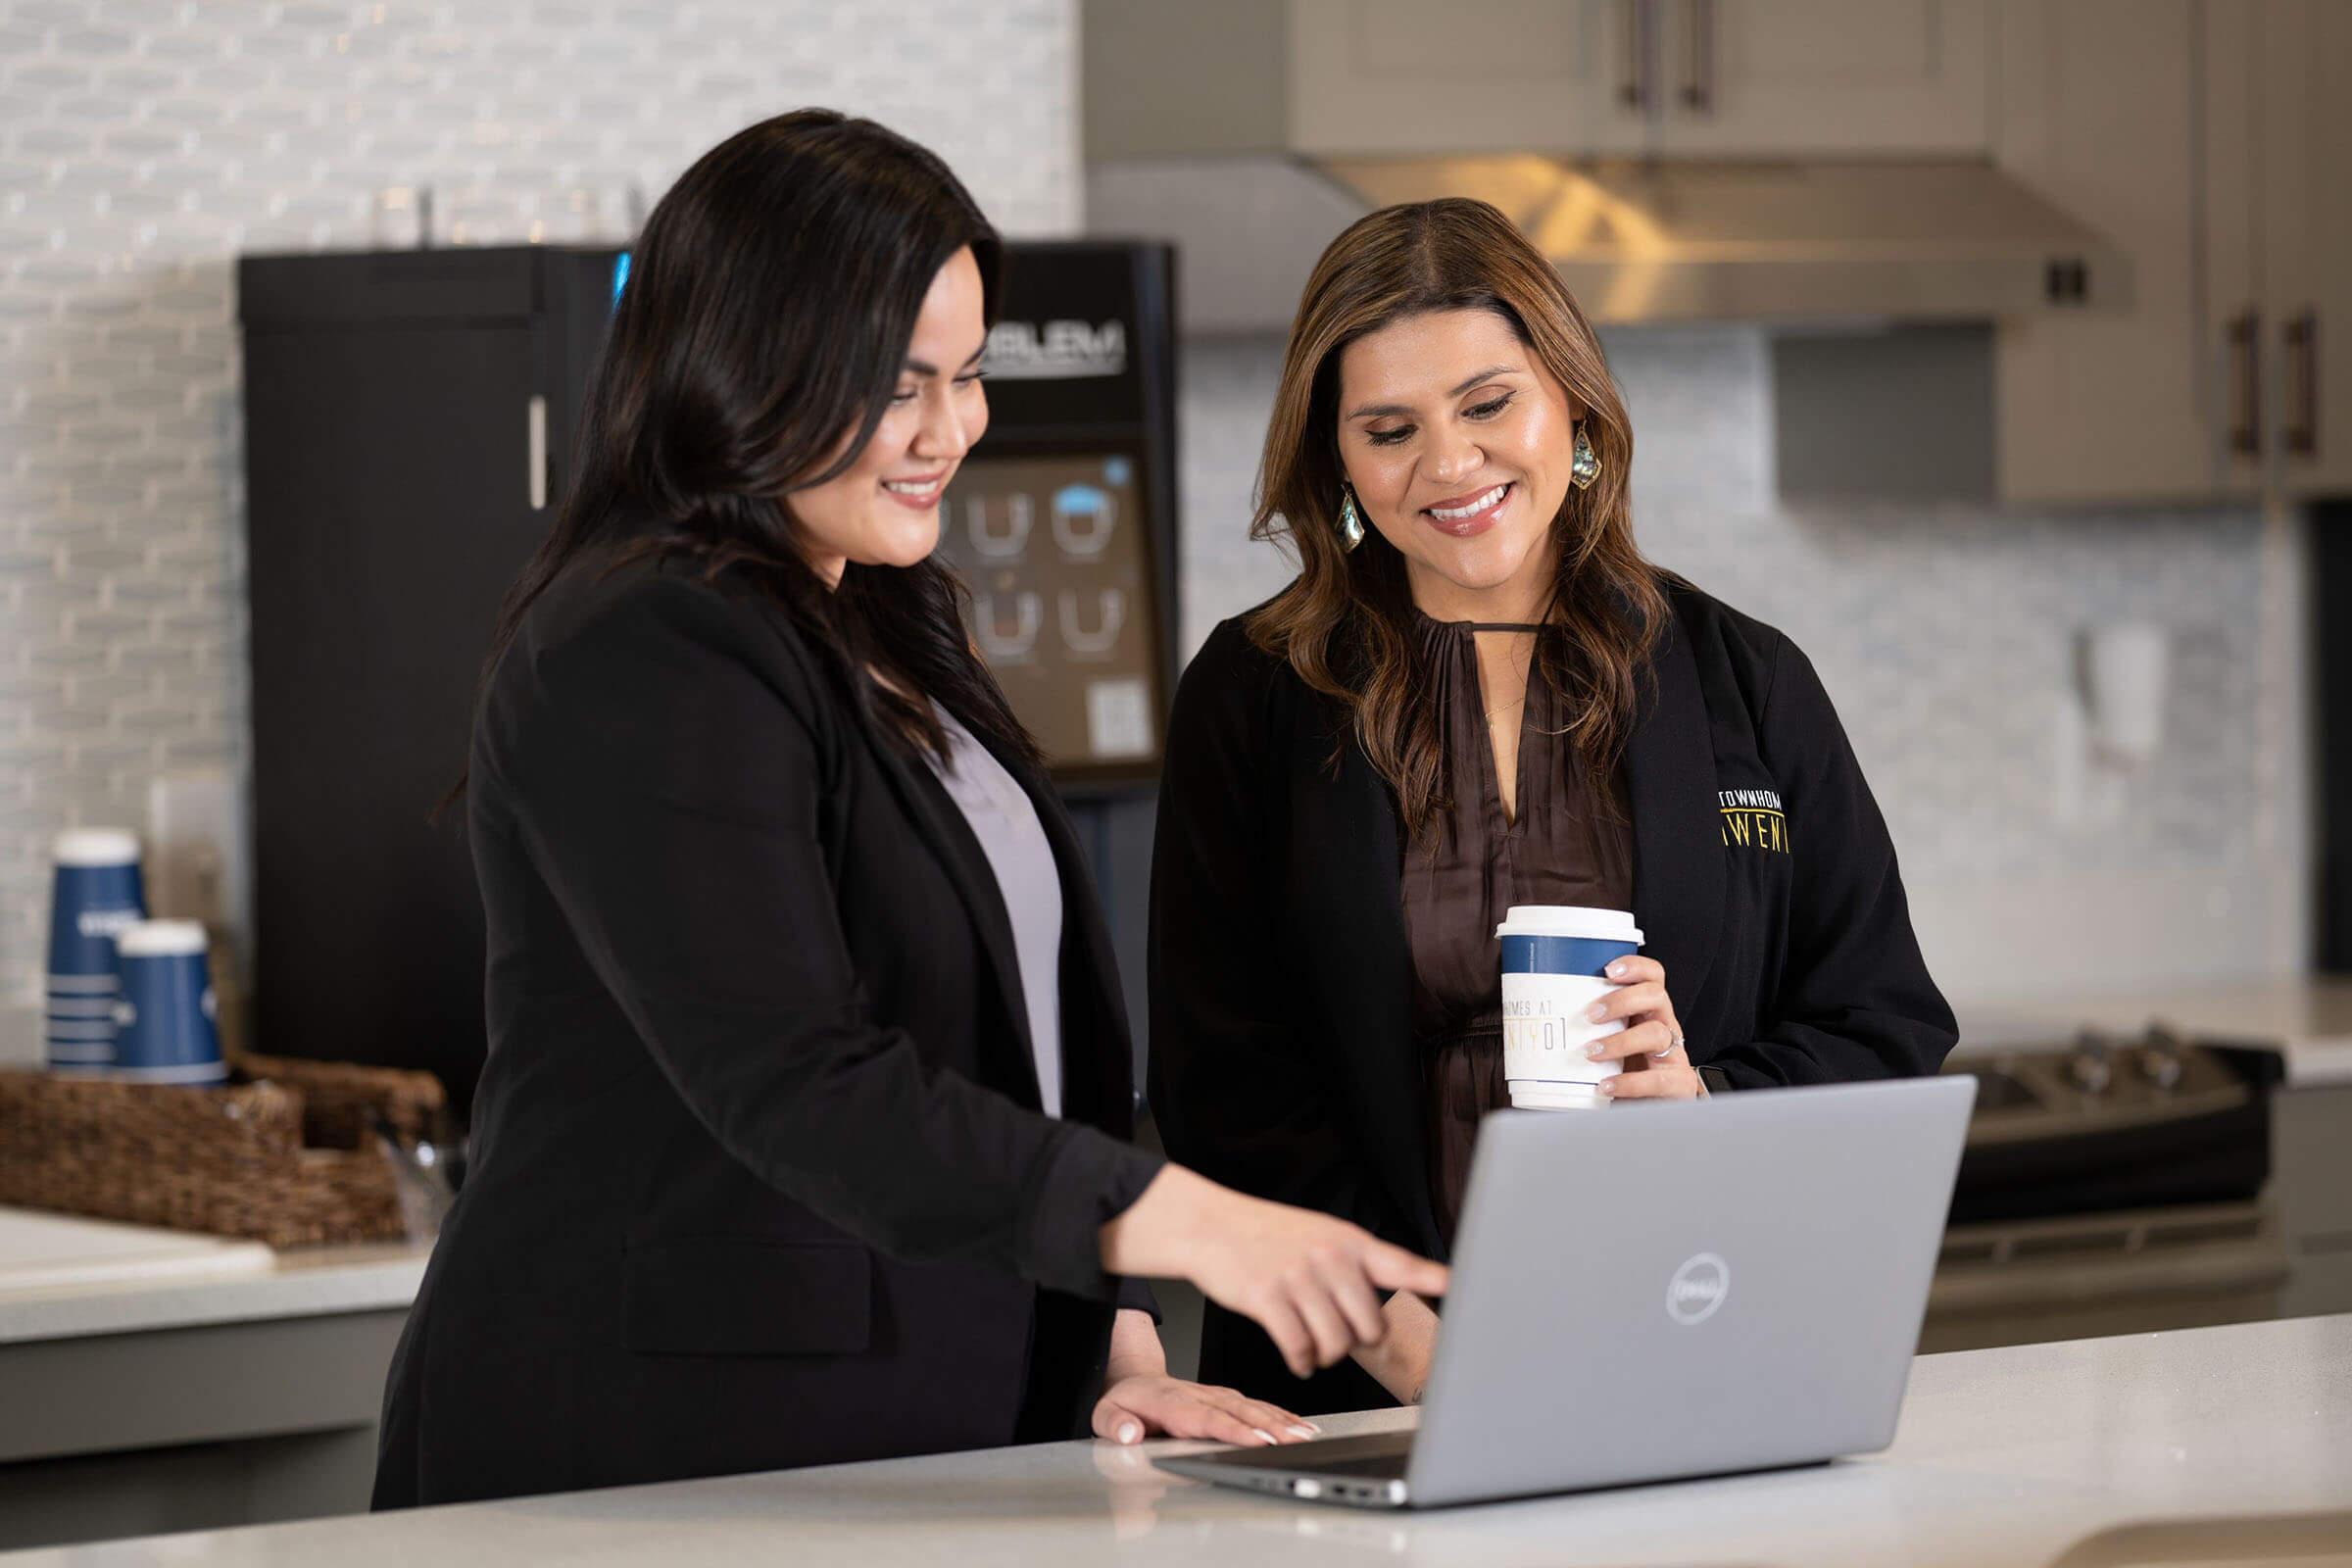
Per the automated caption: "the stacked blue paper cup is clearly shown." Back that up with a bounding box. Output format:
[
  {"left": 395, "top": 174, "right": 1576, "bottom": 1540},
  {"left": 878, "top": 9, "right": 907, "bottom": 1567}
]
[
  {"left": 45, "top": 828, "right": 146, "bottom": 1075},
  {"left": 109, "top": 920, "right": 226, "bottom": 1085}
]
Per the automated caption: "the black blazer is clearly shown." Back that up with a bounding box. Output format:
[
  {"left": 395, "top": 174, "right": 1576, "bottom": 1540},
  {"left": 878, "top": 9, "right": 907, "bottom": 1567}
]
[
  {"left": 373, "top": 549, "right": 1162, "bottom": 1509},
  {"left": 1149, "top": 578, "right": 1956, "bottom": 1413}
]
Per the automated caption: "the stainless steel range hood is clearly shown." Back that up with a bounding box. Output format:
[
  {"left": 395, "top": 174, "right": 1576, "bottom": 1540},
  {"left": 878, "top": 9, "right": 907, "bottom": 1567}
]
[
  {"left": 1085, "top": 154, "right": 2130, "bottom": 334},
  {"left": 1319, "top": 155, "right": 2129, "bottom": 323}
]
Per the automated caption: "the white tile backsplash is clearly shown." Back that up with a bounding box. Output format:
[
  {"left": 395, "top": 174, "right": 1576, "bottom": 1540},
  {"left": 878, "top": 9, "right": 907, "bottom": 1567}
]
[{"left": 0, "top": 0, "right": 1080, "bottom": 1001}]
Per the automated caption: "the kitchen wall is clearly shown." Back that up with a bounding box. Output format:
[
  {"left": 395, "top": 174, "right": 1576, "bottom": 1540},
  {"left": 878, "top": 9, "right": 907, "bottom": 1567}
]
[
  {"left": 1179, "top": 329, "right": 2310, "bottom": 1012},
  {"left": 0, "top": 2, "right": 2305, "bottom": 1024},
  {"left": 0, "top": 0, "right": 1080, "bottom": 1012}
]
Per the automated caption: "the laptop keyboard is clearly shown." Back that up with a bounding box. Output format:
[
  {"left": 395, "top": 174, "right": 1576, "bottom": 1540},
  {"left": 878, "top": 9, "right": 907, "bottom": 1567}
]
[
  {"left": 1193, "top": 1431, "right": 1414, "bottom": 1478},
  {"left": 1296, "top": 1447, "right": 1413, "bottom": 1480}
]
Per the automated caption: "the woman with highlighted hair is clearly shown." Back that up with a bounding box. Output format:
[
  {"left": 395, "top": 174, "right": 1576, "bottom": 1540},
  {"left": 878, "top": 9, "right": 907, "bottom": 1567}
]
[{"left": 1149, "top": 198, "right": 1954, "bottom": 1414}]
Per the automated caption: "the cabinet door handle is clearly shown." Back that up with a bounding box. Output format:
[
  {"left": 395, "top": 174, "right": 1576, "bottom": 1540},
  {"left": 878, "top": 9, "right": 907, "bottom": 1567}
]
[
  {"left": 1681, "top": 0, "right": 1714, "bottom": 113},
  {"left": 1621, "top": 0, "right": 1650, "bottom": 111},
  {"left": 527, "top": 394, "right": 548, "bottom": 511},
  {"left": 2285, "top": 310, "right": 2320, "bottom": 460},
  {"left": 2227, "top": 309, "right": 2263, "bottom": 460}
]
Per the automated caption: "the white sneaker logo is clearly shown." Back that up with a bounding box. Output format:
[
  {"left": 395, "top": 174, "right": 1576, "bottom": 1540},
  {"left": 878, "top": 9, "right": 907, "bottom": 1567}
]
[{"left": 1667, "top": 1252, "right": 1730, "bottom": 1325}]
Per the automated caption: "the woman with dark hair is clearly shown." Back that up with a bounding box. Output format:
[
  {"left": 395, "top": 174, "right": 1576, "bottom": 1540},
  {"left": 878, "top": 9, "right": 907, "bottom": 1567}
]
[
  {"left": 1149, "top": 198, "right": 1955, "bottom": 1415},
  {"left": 371, "top": 111, "right": 1445, "bottom": 1509}
]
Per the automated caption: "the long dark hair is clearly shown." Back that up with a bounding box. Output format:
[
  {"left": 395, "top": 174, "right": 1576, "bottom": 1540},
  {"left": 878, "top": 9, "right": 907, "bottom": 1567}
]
[
  {"left": 1248, "top": 198, "right": 1667, "bottom": 841},
  {"left": 469, "top": 108, "right": 1033, "bottom": 788}
]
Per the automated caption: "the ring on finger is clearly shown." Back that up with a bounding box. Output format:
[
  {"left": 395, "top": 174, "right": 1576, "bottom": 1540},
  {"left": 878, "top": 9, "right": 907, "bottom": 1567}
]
[{"left": 1651, "top": 1031, "right": 1685, "bottom": 1059}]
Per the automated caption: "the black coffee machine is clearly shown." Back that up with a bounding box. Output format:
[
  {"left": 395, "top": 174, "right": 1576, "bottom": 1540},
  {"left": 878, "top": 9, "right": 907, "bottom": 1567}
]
[{"left": 237, "top": 240, "right": 1179, "bottom": 1116}]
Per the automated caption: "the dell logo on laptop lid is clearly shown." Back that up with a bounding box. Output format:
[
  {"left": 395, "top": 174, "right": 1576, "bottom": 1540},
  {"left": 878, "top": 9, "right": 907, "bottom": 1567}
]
[{"left": 1667, "top": 1252, "right": 1730, "bottom": 1325}]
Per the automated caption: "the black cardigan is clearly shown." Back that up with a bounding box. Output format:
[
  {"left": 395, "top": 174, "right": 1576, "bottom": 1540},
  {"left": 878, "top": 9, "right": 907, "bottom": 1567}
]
[
  {"left": 373, "top": 550, "right": 1162, "bottom": 1508},
  {"left": 1148, "top": 578, "right": 1956, "bottom": 1413}
]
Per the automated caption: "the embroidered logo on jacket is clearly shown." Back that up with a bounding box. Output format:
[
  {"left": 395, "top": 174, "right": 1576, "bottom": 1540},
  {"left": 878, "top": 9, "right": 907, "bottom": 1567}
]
[{"left": 1719, "top": 788, "right": 1789, "bottom": 854}]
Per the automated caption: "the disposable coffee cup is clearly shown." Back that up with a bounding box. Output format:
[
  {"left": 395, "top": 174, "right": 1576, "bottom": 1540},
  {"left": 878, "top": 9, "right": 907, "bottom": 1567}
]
[
  {"left": 109, "top": 920, "right": 226, "bottom": 1086},
  {"left": 1496, "top": 905, "right": 1644, "bottom": 1110},
  {"left": 45, "top": 829, "right": 146, "bottom": 1075}
]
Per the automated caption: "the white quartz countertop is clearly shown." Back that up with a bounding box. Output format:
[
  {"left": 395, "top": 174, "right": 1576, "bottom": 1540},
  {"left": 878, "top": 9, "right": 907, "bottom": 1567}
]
[
  {"left": 1955, "top": 976, "right": 2352, "bottom": 1088},
  {"left": 0, "top": 1206, "right": 274, "bottom": 1294},
  {"left": 0, "top": 1207, "right": 429, "bottom": 1346},
  {"left": 6, "top": 1313, "right": 2345, "bottom": 1566}
]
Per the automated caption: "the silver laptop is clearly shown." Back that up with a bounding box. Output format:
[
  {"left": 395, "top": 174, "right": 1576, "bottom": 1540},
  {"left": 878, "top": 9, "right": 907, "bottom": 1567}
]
[{"left": 1155, "top": 1074, "right": 1976, "bottom": 1509}]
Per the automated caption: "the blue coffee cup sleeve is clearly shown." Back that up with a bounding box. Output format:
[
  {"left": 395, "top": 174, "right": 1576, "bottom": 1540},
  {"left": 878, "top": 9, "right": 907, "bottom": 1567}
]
[{"left": 1500, "top": 934, "right": 1642, "bottom": 978}]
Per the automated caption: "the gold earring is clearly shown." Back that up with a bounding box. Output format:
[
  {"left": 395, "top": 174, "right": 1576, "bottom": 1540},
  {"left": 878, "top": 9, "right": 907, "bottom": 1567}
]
[
  {"left": 1569, "top": 423, "right": 1602, "bottom": 491},
  {"left": 1337, "top": 485, "right": 1366, "bottom": 551}
]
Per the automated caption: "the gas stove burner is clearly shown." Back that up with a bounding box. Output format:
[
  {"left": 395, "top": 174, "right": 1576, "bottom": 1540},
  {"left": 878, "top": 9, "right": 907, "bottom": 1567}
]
[
  {"left": 1972, "top": 1025, "right": 2260, "bottom": 1133},
  {"left": 2138, "top": 1024, "right": 2188, "bottom": 1089},
  {"left": 2064, "top": 1024, "right": 2192, "bottom": 1096},
  {"left": 1943, "top": 1027, "right": 2284, "bottom": 1227},
  {"left": 2068, "top": 1030, "right": 2115, "bottom": 1095}
]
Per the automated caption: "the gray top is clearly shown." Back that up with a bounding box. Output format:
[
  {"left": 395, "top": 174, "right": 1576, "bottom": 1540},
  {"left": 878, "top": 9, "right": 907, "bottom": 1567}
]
[{"left": 925, "top": 708, "right": 1064, "bottom": 1117}]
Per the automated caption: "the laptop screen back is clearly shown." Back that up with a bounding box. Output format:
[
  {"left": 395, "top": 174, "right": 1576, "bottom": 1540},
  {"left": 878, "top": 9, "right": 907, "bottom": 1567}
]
[{"left": 1407, "top": 1076, "right": 1975, "bottom": 1507}]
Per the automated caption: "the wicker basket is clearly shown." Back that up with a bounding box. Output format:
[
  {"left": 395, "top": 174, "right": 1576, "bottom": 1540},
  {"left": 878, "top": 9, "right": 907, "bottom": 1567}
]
[{"left": 0, "top": 1054, "right": 446, "bottom": 1249}]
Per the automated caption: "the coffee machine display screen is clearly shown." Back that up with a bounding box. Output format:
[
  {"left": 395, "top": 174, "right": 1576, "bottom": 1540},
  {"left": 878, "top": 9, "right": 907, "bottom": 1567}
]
[{"left": 933, "top": 452, "right": 1160, "bottom": 772}]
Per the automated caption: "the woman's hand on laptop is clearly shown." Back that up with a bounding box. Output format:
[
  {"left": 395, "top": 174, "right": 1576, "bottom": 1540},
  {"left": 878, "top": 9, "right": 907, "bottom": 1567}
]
[
  {"left": 1583, "top": 956, "right": 1707, "bottom": 1100},
  {"left": 1094, "top": 1373, "right": 1320, "bottom": 1448},
  {"left": 1093, "top": 1308, "right": 1322, "bottom": 1447},
  {"left": 1102, "top": 1165, "right": 1451, "bottom": 1379}
]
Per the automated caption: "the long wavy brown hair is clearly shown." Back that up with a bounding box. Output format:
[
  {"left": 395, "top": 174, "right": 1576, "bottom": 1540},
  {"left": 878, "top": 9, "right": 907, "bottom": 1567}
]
[{"left": 1247, "top": 197, "right": 1669, "bottom": 843}]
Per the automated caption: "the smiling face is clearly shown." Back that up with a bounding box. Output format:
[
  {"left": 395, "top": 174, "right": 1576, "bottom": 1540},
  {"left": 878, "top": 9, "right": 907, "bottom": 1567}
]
[
  {"left": 788, "top": 245, "right": 991, "bottom": 586},
  {"left": 1334, "top": 306, "right": 1583, "bottom": 622}
]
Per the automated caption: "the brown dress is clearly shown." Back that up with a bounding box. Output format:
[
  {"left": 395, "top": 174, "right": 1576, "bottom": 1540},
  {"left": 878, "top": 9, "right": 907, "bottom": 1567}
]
[{"left": 1400, "top": 613, "right": 1634, "bottom": 1245}]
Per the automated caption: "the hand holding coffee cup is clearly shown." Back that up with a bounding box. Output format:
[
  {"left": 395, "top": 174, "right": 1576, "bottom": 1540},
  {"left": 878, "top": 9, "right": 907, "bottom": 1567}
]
[
  {"left": 1497, "top": 906, "right": 1702, "bottom": 1106},
  {"left": 1582, "top": 953, "right": 1705, "bottom": 1102}
]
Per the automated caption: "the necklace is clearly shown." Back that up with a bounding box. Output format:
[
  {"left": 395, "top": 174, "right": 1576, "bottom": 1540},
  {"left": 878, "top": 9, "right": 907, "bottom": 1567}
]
[{"left": 1480, "top": 665, "right": 1530, "bottom": 727}]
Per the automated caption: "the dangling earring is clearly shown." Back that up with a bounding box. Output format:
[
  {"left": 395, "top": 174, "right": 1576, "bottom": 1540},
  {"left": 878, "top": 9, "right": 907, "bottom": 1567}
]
[
  {"left": 1337, "top": 484, "right": 1366, "bottom": 551},
  {"left": 1569, "top": 422, "right": 1602, "bottom": 491}
]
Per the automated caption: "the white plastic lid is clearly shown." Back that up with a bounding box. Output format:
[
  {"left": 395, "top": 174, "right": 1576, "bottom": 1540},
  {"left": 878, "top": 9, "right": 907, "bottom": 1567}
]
[
  {"left": 54, "top": 829, "right": 141, "bottom": 868},
  {"left": 114, "top": 919, "right": 209, "bottom": 958},
  {"left": 1494, "top": 904, "right": 1643, "bottom": 945}
]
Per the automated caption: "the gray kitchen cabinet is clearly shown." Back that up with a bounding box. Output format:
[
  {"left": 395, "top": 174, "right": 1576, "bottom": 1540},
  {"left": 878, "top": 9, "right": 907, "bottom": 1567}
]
[
  {"left": 1993, "top": 0, "right": 2352, "bottom": 504},
  {"left": 0, "top": 1266, "right": 419, "bottom": 1553},
  {"left": 1286, "top": 0, "right": 1987, "bottom": 159},
  {"left": 2273, "top": 1084, "right": 2352, "bottom": 1322},
  {"left": 1650, "top": 0, "right": 1991, "bottom": 156},
  {"left": 1992, "top": 0, "right": 2227, "bottom": 503},
  {"left": 2256, "top": 0, "right": 2352, "bottom": 498},
  {"left": 1287, "top": 0, "right": 1644, "bottom": 157}
]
